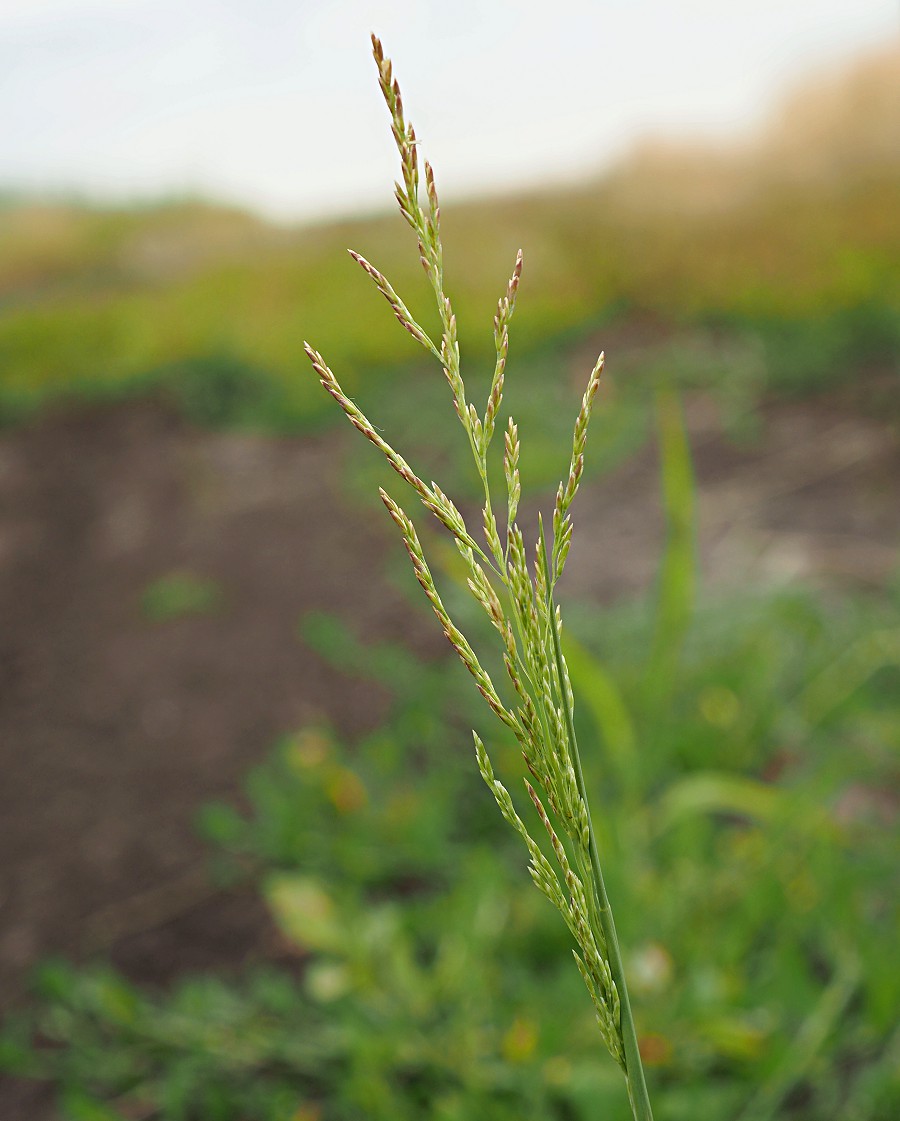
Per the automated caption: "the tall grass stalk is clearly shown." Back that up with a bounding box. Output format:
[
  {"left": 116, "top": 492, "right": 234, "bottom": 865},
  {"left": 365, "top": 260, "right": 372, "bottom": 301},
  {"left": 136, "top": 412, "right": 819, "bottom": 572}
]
[{"left": 305, "top": 36, "right": 654, "bottom": 1120}]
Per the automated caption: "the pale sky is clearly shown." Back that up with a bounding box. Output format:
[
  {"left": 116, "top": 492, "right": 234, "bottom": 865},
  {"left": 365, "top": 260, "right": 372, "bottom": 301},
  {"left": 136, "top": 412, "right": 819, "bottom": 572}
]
[{"left": 1, "top": 0, "right": 896, "bottom": 221}]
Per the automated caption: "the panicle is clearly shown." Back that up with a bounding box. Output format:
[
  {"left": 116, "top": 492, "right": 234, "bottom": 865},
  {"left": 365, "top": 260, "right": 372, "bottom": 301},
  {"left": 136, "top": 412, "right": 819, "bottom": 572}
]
[{"left": 305, "top": 37, "right": 638, "bottom": 1096}]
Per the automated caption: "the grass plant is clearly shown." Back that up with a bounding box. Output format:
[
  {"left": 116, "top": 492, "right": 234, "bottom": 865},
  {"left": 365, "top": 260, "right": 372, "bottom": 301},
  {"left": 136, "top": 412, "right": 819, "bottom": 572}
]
[{"left": 304, "top": 36, "right": 654, "bottom": 1118}]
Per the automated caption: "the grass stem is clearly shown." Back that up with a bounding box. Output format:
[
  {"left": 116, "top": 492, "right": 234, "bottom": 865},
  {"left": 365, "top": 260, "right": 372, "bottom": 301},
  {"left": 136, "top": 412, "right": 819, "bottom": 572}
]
[{"left": 548, "top": 592, "right": 654, "bottom": 1121}]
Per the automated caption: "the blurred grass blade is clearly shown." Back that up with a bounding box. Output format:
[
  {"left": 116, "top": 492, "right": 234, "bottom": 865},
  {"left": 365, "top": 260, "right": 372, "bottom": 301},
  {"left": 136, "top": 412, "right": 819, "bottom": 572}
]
[
  {"left": 736, "top": 951, "right": 861, "bottom": 1121},
  {"left": 646, "top": 387, "right": 696, "bottom": 704},
  {"left": 800, "top": 627, "right": 900, "bottom": 727},
  {"left": 655, "top": 772, "right": 783, "bottom": 833},
  {"left": 563, "top": 631, "right": 639, "bottom": 800}
]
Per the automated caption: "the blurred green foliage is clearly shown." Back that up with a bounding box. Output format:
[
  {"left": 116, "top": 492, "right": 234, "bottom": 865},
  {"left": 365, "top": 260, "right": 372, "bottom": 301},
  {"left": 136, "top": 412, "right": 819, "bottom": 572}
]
[
  {"left": 140, "top": 571, "right": 224, "bottom": 623},
  {"left": 0, "top": 160, "right": 897, "bottom": 429},
  {"left": 4, "top": 579, "right": 898, "bottom": 1120},
  {"left": 5, "top": 386, "right": 898, "bottom": 1118}
]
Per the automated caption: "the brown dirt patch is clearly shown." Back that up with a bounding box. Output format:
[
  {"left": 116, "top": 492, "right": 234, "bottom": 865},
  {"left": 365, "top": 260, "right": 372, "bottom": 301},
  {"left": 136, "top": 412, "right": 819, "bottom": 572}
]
[{"left": 0, "top": 401, "right": 441, "bottom": 1006}]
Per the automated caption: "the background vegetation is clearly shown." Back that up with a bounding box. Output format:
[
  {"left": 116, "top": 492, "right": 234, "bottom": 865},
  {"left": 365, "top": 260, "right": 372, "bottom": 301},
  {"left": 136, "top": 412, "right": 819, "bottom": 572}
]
[
  {"left": 4, "top": 489, "right": 899, "bottom": 1119},
  {"left": 0, "top": 45, "right": 897, "bottom": 430}
]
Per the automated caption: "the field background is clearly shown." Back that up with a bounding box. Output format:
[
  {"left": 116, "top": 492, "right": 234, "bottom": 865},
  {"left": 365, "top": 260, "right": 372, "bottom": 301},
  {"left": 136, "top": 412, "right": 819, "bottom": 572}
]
[{"left": 1, "top": 40, "right": 898, "bottom": 1121}]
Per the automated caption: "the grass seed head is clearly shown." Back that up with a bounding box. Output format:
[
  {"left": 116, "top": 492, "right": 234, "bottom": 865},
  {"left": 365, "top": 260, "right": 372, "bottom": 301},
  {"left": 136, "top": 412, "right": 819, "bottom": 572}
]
[{"left": 306, "top": 38, "right": 653, "bottom": 1117}]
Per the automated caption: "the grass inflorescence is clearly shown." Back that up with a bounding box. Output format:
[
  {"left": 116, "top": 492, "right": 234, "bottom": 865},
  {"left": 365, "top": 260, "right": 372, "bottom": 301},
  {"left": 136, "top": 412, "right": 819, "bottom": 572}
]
[{"left": 305, "top": 35, "right": 654, "bottom": 1119}]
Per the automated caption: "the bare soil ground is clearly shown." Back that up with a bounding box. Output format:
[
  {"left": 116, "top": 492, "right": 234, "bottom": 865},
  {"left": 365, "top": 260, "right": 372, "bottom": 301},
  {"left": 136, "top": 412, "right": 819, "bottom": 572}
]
[{"left": 0, "top": 391, "right": 897, "bottom": 1117}]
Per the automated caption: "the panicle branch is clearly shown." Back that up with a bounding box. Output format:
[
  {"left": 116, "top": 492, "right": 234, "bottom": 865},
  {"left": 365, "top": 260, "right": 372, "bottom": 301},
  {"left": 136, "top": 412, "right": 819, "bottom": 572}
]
[
  {"left": 553, "top": 352, "right": 604, "bottom": 583},
  {"left": 348, "top": 250, "right": 441, "bottom": 359},
  {"left": 304, "top": 342, "right": 430, "bottom": 502},
  {"left": 380, "top": 488, "right": 517, "bottom": 733},
  {"left": 484, "top": 249, "right": 523, "bottom": 452},
  {"left": 305, "top": 342, "right": 489, "bottom": 564}
]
